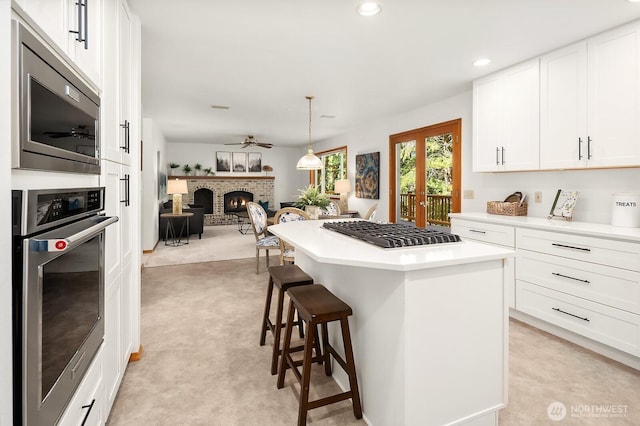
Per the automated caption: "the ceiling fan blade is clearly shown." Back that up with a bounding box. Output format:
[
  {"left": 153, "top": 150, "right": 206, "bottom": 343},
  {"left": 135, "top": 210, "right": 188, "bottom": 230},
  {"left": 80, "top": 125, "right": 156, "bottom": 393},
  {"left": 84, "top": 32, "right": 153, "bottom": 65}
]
[{"left": 256, "top": 143, "right": 273, "bottom": 148}]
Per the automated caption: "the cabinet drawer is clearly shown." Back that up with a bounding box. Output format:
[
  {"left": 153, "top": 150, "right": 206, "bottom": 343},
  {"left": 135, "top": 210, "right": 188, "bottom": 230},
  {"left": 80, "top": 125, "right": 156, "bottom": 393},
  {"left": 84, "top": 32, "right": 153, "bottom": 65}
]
[
  {"left": 516, "top": 227, "right": 640, "bottom": 271},
  {"left": 451, "top": 219, "right": 515, "bottom": 247},
  {"left": 517, "top": 250, "right": 640, "bottom": 314},
  {"left": 516, "top": 281, "right": 640, "bottom": 356},
  {"left": 58, "top": 346, "right": 104, "bottom": 426}
]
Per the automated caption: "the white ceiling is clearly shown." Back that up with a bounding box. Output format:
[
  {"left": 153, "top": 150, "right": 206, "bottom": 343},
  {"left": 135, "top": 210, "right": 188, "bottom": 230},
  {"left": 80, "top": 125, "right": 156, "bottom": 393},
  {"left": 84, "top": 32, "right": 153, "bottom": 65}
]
[{"left": 128, "top": 0, "right": 640, "bottom": 148}]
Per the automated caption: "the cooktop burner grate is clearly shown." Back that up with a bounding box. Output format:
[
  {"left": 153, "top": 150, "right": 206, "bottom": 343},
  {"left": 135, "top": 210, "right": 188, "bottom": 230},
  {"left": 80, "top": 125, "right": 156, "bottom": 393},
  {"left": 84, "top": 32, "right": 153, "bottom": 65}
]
[{"left": 322, "top": 220, "right": 462, "bottom": 248}]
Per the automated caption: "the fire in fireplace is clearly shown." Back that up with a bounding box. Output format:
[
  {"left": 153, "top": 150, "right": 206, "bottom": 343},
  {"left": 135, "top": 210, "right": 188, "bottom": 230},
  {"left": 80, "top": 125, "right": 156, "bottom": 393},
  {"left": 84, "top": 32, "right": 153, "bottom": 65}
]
[{"left": 224, "top": 190, "right": 253, "bottom": 214}]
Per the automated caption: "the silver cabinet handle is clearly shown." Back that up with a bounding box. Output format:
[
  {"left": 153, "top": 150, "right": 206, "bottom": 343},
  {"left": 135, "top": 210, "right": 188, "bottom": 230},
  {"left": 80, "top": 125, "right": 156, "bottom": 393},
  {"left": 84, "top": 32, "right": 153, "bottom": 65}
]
[
  {"left": 469, "top": 229, "right": 486, "bottom": 234},
  {"left": 552, "top": 243, "right": 590, "bottom": 252}
]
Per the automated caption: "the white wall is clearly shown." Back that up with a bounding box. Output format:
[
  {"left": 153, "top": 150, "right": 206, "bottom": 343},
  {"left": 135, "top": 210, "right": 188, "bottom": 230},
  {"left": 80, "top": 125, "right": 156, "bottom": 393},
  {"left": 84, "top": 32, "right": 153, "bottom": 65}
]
[
  {"left": 1, "top": 1, "right": 12, "bottom": 423},
  {"left": 141, "top": 118, "right": 167, "bottom": 251},
  {"left": 316, "top": 90, "right": 640, "bottom": 225},
  {"left": 165, "top": 142, "right": 310, "bottom": 206}
]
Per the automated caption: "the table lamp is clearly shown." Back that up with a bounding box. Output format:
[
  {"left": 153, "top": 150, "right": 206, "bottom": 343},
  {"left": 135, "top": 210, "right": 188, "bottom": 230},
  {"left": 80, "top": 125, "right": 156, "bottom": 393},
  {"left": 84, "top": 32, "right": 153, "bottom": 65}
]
[
  {"left": 335, "top": 179, "right": 352, "bottom": 212},
  {"left": 167, "top": 178, "right": 189, "bottom": 214}
]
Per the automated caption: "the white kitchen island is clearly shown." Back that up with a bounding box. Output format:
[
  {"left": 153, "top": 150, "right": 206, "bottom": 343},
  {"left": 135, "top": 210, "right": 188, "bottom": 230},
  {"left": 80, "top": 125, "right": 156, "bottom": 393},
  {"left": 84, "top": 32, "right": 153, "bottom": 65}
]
[{"left": 268, "top": 220, "right": 515, "bottom": 426}]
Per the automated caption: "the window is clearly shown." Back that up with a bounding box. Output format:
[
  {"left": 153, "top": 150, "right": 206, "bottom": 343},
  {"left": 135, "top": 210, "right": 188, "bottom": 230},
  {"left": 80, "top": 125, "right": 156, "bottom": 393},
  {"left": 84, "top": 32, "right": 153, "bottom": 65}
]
[{"left": 311, "top": 146, "right": 347, "bottom": 195}]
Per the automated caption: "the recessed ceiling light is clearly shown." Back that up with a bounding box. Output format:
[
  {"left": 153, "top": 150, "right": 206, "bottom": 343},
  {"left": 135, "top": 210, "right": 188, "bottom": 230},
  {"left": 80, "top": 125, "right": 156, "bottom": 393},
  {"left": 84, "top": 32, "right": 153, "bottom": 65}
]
[
  {"left": 210, "top": 105, "right": 230, "bottom": 110},
  {"left": 628, "top": 0, "right": 640, "bottom": 3},
  {"left": 356, "top": 1, "right": 382, "bottom": 17},
  {"left": 473, "top": 58, "right": 491, "bottom": 67}
]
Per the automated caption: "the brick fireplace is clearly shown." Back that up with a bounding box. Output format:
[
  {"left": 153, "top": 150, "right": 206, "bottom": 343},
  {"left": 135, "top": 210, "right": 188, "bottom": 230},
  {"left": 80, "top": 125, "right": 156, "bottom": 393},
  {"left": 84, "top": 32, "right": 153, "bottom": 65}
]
[{"left": 178, "top": 176, "right": 275, "bottom": 225}]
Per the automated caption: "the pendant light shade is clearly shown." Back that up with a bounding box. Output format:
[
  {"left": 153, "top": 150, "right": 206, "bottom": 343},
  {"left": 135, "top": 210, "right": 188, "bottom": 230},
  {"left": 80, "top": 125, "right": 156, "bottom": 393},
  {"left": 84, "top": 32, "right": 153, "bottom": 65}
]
[{"left": 296, "top": 96, "right": 323, "bottom": 170}]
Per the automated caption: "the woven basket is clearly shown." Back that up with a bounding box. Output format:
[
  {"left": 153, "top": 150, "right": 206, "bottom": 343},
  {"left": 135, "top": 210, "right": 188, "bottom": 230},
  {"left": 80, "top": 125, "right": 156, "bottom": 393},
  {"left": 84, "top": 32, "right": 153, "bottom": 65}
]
[{"left": 486, "top": 201, "right": 528, "bottom": 216}]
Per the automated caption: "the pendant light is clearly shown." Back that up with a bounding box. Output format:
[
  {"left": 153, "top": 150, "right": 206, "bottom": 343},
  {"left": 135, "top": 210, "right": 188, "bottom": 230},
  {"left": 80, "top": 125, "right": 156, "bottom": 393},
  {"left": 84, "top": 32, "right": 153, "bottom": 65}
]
[{"left": 296, "top": 96, "right": 323, "bottom": 170}]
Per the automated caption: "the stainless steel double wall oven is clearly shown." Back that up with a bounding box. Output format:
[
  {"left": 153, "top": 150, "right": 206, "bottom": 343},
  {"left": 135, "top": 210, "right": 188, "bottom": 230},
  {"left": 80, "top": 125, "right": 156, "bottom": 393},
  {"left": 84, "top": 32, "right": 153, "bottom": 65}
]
[{"left": 12, "top": 188, "right": 118, "bottom": 425}]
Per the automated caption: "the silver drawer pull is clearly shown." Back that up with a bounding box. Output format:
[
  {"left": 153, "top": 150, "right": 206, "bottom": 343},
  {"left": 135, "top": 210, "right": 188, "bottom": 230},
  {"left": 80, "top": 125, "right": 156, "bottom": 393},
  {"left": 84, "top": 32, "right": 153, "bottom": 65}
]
[
  {"left": 552, "top": 243, "right": 591, "bottom": 252},
  {"left": 552, "top": 307, "right": 589, "bottom": 322},
  {"left": 469, "top": 229, "right": 486, "bottom": 234},
  {"left": 552, "top": 272, "right": 590, "bottom": 284}
]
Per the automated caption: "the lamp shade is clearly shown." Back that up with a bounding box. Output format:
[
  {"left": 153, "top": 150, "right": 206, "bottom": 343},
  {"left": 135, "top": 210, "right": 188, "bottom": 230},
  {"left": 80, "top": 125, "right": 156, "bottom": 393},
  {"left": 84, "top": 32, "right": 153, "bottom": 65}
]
[
  {"left": 167, "top": 179, "right": 188, "bottom": 194},
  {"left": 335, "top": 179, "right": 351, "bottom": 194},
  {"left": 296, "top": 148, "right": 323, "bottom": 170}
]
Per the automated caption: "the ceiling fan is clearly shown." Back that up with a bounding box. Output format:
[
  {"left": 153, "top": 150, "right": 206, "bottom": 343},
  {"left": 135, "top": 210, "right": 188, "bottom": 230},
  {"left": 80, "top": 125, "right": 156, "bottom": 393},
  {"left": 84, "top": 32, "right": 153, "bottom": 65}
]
[{"left": 225, "top": 135, "right": 273, "bottom": 149}]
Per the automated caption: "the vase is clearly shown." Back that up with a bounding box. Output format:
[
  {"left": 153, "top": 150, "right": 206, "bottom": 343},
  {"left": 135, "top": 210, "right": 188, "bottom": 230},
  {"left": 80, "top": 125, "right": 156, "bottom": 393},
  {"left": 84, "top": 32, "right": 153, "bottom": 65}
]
[{"left": 305, "top": 205, "right": 320, "bottom": 220}]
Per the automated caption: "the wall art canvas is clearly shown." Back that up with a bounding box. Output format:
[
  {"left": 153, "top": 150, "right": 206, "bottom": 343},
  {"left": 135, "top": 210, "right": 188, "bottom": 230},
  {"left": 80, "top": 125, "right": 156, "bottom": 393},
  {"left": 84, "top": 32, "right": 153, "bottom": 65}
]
[
  {"left": 232, "top": 152, "right": 247, "bottom": 172},
  {"left": 355, "top": 152, "right": 380, "bottom": 199},
  {"left": 157, "top": 150, "right": 166, "bottom": 200},
  {"left": 248, "top": 152, "right": 262, "bottom": 172},
  {"left": 216, "top": 151, "right": 231, "bottom": 172}
]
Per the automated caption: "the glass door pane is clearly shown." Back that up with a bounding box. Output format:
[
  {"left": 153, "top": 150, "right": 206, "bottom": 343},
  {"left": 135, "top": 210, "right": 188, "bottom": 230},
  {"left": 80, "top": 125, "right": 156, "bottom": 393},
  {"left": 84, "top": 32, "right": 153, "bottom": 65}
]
[
  {"left": 396, "top": 140, "right": 416, "bottom": 225},
  {"left": 425, "top": 132, "right": 453, "bottom": 227}
]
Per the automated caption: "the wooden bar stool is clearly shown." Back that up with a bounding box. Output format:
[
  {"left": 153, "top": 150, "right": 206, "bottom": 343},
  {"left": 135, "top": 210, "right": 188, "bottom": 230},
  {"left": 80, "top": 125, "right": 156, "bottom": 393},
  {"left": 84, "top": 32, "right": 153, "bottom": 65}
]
[
  {"left": 259, "top": 265, "right": 317, "bottom": 375},
  {"left": 277, "top": 284, "right": 362, "bottom": 426}
]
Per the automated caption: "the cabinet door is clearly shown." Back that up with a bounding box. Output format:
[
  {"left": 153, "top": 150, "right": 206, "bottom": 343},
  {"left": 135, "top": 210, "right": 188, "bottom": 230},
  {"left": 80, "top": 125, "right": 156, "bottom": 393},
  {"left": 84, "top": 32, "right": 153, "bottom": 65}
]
[
  {"left": 500, "top": 59, "right": 540, "bottom": 171},
  {"left": 540, "top": 42, "right": 588, "bottom": 169},
  {"left": 18, "top": 0, "right": 69, "bottom": 51},
  {"left": 118, "top": 0, "right": 133, "bottom": 165},
  {"left": 588, "top": 22, "right": 640, "bottom": 167},
  {"left": 472, "top": 73, "right": 503, "bottom": 172},
  {"left": 69, "top": 0, "right": 103, "bottom": 87}
]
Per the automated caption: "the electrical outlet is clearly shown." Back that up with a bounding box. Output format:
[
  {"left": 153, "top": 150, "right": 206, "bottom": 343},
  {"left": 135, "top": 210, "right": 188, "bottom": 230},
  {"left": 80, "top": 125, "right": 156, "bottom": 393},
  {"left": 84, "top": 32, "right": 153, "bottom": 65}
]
[
  {"left": 535, "top": 192, "right": 542, "bottom": 203},
  {"left": 463, "top": 190, "right": 474, "bottom": 200}
]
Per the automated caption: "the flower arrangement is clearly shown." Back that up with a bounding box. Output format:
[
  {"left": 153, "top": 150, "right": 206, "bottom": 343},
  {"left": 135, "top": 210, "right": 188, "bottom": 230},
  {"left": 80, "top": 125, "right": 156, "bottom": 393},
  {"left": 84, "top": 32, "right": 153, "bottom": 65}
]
[{"left": 293, "top": 185, "right": 331, "bottom": 209}]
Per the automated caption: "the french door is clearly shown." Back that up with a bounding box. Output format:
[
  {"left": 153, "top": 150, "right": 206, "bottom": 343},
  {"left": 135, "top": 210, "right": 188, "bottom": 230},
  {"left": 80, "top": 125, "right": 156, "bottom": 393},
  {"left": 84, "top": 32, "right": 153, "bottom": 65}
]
[{"left": 389, "top": 119, "right": 461, "bottom": 227}]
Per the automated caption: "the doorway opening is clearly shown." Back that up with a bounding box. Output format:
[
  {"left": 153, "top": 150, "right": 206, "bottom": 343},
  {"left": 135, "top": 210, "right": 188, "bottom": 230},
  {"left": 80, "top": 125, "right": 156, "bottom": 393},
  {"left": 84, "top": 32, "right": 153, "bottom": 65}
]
[{"left": 389, "top": 119, "right": 461, "bottom": 227}]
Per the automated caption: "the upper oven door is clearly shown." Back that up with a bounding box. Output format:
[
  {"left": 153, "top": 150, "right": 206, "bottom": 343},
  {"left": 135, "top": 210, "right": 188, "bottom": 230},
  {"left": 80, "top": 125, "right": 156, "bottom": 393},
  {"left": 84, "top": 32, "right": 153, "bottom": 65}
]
[{"left": 17, "top": 22, "right": 100, "bottom": 174}]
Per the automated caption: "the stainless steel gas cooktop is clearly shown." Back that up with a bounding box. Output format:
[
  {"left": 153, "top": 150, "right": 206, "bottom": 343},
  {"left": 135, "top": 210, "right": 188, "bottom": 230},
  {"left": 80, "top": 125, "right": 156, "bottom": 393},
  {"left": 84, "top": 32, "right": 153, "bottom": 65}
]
[{"left": 322, "top": 220, "right": 461, "bottom": 248}]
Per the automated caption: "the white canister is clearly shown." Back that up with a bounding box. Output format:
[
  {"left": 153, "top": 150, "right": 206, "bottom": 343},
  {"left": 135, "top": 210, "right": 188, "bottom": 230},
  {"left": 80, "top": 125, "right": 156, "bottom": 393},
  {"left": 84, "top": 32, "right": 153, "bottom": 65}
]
[{"left": 611, "top": 194, "right": 640, "bottom": 227}]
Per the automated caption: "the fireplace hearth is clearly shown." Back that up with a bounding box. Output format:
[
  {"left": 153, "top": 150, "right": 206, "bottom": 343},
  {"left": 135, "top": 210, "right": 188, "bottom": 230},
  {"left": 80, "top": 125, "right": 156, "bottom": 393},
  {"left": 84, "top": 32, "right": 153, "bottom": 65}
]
[{"left": 224, "top": 190, "right": 253, "bottom": 214}]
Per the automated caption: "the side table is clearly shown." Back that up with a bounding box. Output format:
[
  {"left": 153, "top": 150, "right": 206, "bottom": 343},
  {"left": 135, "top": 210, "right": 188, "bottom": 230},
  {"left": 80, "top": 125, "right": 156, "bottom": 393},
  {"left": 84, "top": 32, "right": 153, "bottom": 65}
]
[{"left": 161, "top": 212, "right": 194, "bottom": 246}]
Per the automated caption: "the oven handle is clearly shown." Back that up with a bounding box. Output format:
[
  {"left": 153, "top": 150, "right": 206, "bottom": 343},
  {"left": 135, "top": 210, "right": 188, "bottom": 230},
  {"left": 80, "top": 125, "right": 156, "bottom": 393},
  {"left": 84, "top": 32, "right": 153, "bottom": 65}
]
[{"left": 30, "top": 216, "right": 118, "bottom": 252}]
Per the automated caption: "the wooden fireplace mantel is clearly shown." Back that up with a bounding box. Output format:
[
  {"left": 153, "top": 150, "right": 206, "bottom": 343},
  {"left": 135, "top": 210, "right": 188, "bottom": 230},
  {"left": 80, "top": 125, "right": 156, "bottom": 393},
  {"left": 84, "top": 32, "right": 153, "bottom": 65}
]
[{"left": 169, "top": 175, "right": 274, "bottom": 180}]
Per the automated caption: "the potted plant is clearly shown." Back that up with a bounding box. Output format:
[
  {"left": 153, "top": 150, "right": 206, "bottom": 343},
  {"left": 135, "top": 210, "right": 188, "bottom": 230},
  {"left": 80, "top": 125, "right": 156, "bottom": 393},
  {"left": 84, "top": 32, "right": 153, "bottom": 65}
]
[
  {"left": 203, "top": 167, "right": 213, "bottom": 176},
  {"left": 168, "top": 162, "right": 180, "bottom": 176},
  {"left": 182, "top": 164, "right": 192, "bottom": 175},
  {"left": 194, "top": 163, "right": 202, "bottom": 176},
  {"left": 294, "top": 184, "right": 330, "bottom": 219}
]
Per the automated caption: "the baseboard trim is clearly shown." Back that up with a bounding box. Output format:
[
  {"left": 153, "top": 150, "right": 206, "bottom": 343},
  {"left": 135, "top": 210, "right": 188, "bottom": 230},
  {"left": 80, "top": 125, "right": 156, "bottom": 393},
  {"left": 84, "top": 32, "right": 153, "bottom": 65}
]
[{"left": 129, "top": 344, "right": 144, "bottom": 363}]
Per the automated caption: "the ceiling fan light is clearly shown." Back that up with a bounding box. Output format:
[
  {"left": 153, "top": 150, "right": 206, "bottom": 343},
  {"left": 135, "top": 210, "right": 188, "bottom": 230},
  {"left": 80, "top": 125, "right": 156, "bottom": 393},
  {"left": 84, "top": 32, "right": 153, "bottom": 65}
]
[{"left": 297, "top": 148, "right": 323, "bottom": 170}]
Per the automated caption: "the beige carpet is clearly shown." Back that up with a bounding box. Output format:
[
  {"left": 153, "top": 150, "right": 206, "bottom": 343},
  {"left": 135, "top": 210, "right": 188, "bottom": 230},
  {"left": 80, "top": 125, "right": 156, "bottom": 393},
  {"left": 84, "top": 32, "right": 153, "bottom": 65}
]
[
  {"left": 108, "top": 258, "right": 640, "bottom": 425},
  {"left": 144, "top": 225, "right": 259, "bottom": 267}
]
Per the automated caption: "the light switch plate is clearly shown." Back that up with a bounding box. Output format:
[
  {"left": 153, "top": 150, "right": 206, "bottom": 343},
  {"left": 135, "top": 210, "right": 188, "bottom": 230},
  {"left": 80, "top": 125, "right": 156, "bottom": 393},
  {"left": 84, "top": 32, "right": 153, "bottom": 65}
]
[{"left": 463, "top": 190, "right": 474, "bottom": 200}]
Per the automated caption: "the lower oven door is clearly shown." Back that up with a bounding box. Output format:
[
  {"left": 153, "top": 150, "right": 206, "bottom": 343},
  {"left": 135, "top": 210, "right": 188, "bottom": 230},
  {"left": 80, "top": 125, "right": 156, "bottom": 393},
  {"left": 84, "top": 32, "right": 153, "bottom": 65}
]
[{"left": 21, "top": 215, "right": 117, "bottom": 426}]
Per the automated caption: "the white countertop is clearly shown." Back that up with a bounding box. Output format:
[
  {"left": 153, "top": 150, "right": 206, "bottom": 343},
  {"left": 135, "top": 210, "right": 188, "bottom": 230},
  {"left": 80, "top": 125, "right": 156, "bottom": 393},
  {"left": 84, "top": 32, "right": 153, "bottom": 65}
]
[
  {"left": 450, "top": 212, "right": 640, "bottom": 242},
  {"left": 268, "top": 220, "right": 514, "bottom": 271}
]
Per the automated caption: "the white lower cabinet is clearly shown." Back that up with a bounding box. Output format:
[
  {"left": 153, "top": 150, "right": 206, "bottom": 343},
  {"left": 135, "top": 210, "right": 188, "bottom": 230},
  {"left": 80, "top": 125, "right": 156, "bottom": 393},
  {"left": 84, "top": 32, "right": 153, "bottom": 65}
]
[
  {"left": 516, "top": 281, "right": 640, "bottom": 356},
  {"left": 451, "top": 213, "right": 640, "bottom": 366},
  {"left": 451, "top": 218, "right": 516, "bottom": 308},
  {"left": 516, "top": 227, "right": 640, "bottom": 357},
  {"left": 57, "top": 347, "right": 104, "bottom": 426}
]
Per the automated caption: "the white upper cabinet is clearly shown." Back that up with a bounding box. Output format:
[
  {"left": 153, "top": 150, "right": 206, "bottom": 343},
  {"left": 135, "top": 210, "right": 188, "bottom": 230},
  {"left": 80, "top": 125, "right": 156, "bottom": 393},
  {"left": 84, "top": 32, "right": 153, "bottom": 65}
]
[
  {"left": 540, "top": 42, "right": 588, "bottom": 169},
  {"left": 16, "top": 0, "right": 102, "bottom": 87},
  {"left": 540, "top": 21, "right": 640, "bottom": 170},
  {"left": 587, "top": 22, "right": 640, "bottom": 168},
  {"left": 473, "top": 58, "right": 540, "bottom": 172}
]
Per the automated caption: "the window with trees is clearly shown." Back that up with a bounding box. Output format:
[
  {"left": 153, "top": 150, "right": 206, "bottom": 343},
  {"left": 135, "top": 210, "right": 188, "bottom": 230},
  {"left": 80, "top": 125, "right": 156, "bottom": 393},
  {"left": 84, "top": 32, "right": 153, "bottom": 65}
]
[{"left": 311, "top": 146, "right": 347, "bottom": 194}]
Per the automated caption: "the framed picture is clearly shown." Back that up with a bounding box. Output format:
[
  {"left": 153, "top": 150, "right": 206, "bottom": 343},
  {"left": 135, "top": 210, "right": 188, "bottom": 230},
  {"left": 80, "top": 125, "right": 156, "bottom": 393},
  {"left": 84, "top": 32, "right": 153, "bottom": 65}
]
[
  {"left": 355, "top": 152, "right": 380, "bottom": 199},
  {"left": 548, "top": 189, "right": 578, "bottom": 221},
  {"left": 232, "top": 152, "right": 246, "bottom": 172},
  {"left": 216, "top": 151, "right": 231, "bottom": 172},
  {"left": 248, "top": 152, "right": 262, "bottom": 172}
]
